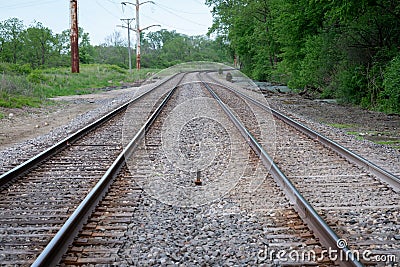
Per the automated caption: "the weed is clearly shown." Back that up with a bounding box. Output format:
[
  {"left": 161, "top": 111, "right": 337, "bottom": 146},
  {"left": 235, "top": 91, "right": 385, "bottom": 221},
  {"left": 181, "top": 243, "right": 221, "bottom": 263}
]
[
  {"left": 0, "top": 64, "right": 160, "bottom": 108},
  {"left": 327, "top": 123, "right": 357, "bottom": 129},
  {"left": 346, "top": 131, "right": 365, "bottom": 141},
  {"left": 375, "top": 140, "right": 400, "bottom": 150},
  {"left": 375, "top": 140, "right": 400, "bottom": 145}
]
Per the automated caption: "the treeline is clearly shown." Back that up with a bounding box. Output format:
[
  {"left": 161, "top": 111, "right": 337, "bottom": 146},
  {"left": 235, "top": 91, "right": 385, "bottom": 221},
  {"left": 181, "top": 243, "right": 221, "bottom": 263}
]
[
  {"left": 206, "top": 0, "right": 400, "bottom": 113},
  {"left": 0, "top": 18, "right": 230, "bottom": 71}
]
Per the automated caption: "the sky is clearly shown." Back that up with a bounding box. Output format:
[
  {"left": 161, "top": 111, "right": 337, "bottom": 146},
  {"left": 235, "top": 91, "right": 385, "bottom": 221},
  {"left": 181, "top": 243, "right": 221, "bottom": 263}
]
[{"left": 0, "top": 0, "right": 214, "bottom": 45}]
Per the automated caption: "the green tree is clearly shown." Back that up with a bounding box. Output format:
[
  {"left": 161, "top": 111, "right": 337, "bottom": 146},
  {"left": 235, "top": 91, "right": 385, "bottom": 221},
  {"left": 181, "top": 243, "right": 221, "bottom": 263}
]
[
  {"left": 23, "top": 21, "right": 55, "bottom": 67},
  {"left": 79, "top": 32, "right": 94, "bottom": 64},
  {"left": 141, "top": 29, "right": 230, "bottom": 68},
  {"left": 206, "top": 0, "right": 279, "bottom": 80},
  {"left": 53, "top": 30, "right": 70, "bottom": 66},
  {"left": 206, "top": 0, "right": 400, "bottom": 112},
  {"left": 93, "top": 31, "right": 128, "bottom": 67},
  {"left": 0, "top": 18, "right": 25, "bottom": 63}
]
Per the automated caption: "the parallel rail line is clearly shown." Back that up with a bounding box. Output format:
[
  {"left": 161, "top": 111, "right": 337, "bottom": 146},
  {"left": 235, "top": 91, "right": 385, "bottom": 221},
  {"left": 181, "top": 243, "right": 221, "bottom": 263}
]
[
  {"left": 31, "top": 74, "right": 184, "bottom": 267},
  {"left": 0, "top": 73, "right": 180, "bottom": 189},
  {"left": 59, "top": 74, "right": 334, "bottom": 266},
  {"left": 202, "top": 72, "right": 400, "bottom": 266},
  {"left": 1, "top": 70, "right": 398, "bottom": 266},
  {"left": 0, "top": 73, "right": 185, "bottom": 266},
  {"left": 203, "top": 72, "right": 400, "bottom": 192},
  {"left": 200, "top": 74, "right": 362, "bottom": 267}
]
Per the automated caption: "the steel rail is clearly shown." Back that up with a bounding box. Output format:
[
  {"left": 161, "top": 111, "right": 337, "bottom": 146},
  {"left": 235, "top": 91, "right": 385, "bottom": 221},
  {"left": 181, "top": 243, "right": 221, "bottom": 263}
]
[
  {"left": 200, "top": 76, "right": 363, "bottom": 267},
  {"left": 0, "top": 73, "right": 180, "bottom": 188},
  {"left": 204, "top": 73, "right": 400, "bottom": 192},
  {"left": 31, "top": 73, "right": 185, "bottom": 267}
]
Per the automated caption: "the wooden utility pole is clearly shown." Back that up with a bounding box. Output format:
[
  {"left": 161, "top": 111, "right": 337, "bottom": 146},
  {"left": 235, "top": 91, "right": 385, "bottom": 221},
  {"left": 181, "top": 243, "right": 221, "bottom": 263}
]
[
  {"left": 135, "top": 0, "right": 141, "bottom": 70},
  {"left": 70, "top": 0, "right": 79, "bottom": 73}
]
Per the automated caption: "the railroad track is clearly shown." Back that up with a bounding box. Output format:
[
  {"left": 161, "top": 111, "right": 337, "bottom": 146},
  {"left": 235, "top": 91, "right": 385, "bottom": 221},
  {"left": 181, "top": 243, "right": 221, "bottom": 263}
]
[
  {"left": 265, "top": 105, "right": 400, "bottom": 177},
  {"left": 59, "top": 72, "right": 334, "bottom": 266},
  {"left": 0, "top": 73, "right": 184, "bottom": 266},
  {"left": 1, "top": 69, "right": 398, "bottom": 266},
  {"left": 202, "top": 71, "right": 400, "bottom": 266}
]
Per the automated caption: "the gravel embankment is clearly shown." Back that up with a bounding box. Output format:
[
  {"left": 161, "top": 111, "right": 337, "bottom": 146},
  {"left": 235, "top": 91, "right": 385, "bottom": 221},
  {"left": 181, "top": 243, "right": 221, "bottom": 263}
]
[{"left": 0, "top": 80, "right": 165, "bottom": 174}]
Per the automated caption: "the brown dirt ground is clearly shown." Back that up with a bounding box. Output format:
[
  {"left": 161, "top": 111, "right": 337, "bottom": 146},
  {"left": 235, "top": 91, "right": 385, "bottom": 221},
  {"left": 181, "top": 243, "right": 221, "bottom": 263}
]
[
  {"left": 1, "top": 88, "right": 399, "bottom": 152},
  {"left": 0, "top": 87, "right": 138, "bottom": 151}
]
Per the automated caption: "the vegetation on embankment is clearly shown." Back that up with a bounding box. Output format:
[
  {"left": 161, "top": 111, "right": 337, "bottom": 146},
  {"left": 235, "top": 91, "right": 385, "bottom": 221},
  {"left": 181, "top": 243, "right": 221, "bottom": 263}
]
[
  {"left": 206, "top": 0, "right": 400, "bottom": 114},
  {"left": 0, "top": 17, "right": 230, "bottom": 109},
  {"left": 0, "top": 63, "right": 158, "bottom": 108}
]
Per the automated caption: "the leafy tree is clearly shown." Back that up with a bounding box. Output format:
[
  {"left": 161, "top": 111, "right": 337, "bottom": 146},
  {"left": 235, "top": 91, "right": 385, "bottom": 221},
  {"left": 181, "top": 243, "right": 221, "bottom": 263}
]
[
  {"left": 206, "top": 0, "right": 279, "bottom": 80},
  {"left": 93, "top": 31, "right": 128, "bottom": 67},
  {"left": 53, "top": 30, "right": 70, "bottom": 67},
  {"left": 141, "top": 30, "right": 230, "bottom": 68},
  {"left": 23, "top": 21, "right": 55, "bottom": 67},
  {"left": 79, "top": 32, "right": 94, "bottom": 64},
  {"left": 206, "top": 0, "right": 400, "bottom": 112},
  {"left": 380, "top": 55, "right": 400, "bottom": 113},
  {"left": 0, "top": 18, "right": 25, "bottom": 63}
]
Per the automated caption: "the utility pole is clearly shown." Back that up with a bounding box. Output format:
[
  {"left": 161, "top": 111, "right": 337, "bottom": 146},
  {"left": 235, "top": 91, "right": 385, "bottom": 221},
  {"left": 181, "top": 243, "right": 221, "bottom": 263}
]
[
  {"left": 122, "top": 1, "right": 160, "bottom": 70},
  {"left": 135, "top": 0, "right": 141, "bottom": 70},
  {"left": 70, "top": 0, "right": 79, "bottom": 73},
  {"left": 119, "top": 18, "right": 135, "bottom": 73}
]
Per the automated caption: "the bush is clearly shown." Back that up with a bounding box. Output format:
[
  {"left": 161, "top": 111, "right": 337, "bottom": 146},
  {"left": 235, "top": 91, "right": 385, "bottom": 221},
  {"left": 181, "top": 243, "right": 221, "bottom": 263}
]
[
  {"left": 379, "top": 55, "right": 400, "bottom": 113},
  {"left": 104, "top": 64, "right": 126, "bottom": 74},
  {"left": 332, "top": 64, "right": 367, "bottom": 105},
  {"left": 0, "top": 62, "right": 32, "bottom": 75},
  {"left": 1, "top": 74, "right": 35, "bottom": 95},
  {"left": 27, "top": 70, "right": 48, "bottom": 84}
]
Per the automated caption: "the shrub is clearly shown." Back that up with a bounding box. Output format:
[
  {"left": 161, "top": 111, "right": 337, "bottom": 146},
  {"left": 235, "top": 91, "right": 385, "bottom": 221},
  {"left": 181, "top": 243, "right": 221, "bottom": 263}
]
[
  {"left": 0, "top": 62, "right": 32, "bottom": 75},
  {"left": 332, "top": 64, "right": 367, "bottom": 105},
  {"left": 379, "top": 55, "right": 400, "bottom": 113},
  {"left": 27, "top": 70, "right": 48, "bottom": 84}
]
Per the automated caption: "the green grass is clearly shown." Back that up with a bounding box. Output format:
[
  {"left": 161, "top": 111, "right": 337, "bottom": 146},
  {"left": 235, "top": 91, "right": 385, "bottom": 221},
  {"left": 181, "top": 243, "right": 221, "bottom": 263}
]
[
  {"left": 375, "top": 140, "right": 400, "bottom": 150},
  {"left": 0, "top": 64, "right": 160, "bottom": 108},
  {"left": 0, "top": 112, "right": 4, "bottom": 119},
  {"left": 346, "top": 131, "right": 365, "bottom": 141},
  {"left": 375, "top": 140, "right": 400, "bottom": 145},
  {"left": 375, "top": 140, "right": 400, "bottom": 149},
  {"left": 0, "top": 93, "right": 42, "bottom": 108},
  {"left": 327, "top": 123, "right": 358, "bottom": 129},
  {"left": 346, "top": 131, "right": 400, "bottom": 149}
]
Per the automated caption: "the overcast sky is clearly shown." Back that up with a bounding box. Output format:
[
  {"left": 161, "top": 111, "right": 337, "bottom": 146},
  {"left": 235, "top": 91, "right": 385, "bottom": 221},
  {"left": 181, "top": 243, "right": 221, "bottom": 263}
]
[{"left": 0, "top": 0, "right": 214, "bottom": 44}]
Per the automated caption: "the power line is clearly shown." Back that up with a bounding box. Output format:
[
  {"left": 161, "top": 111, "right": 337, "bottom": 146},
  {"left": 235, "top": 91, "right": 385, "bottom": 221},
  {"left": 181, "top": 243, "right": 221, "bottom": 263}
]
[
  {"left": 154, "top": 2, "right": 208, "bottom": 15},
  {"left": 140, "top": 13, "right": 197, "bottom": 33},
  {"left": 153, "top": 3, "right": 208, "bottom": 27},
  {"left": 188, "top": 0, "right": 206, "bottom": 6},
  {"left": 0, "top": 0, "right": 58, "bottom": 9},
  {"left": 95, "top": 0, "right": 121, "bottom": 19}
]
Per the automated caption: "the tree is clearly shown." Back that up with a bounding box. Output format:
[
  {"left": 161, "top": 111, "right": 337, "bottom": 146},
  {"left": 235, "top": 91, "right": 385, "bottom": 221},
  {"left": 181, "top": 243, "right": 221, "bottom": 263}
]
[
  {"left": 0, "top": 18, "right": 25, "bottom": 63},
  {"left": 206, "top": 0, "right": 400, "bottom": 112},
  {"left": 141, "top": 29, "right": 231, "bottom": 68},
  {"left": 206, "top": 0, "right": 280, "bottom": 80},
  {"left": 53, "top": 30, "right": 70, "bottom": 66},
  {"left": 79, "top": 32, "right": 94, "bottom": 64},
  {"left": 23, "top": 21, "right": 55, "bottom": 67},
  {"left": 93, "top": 31, "right": 128, "bottom": 67}
]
